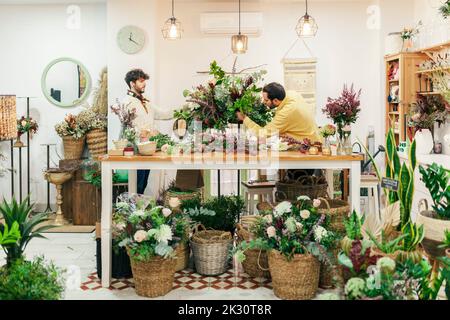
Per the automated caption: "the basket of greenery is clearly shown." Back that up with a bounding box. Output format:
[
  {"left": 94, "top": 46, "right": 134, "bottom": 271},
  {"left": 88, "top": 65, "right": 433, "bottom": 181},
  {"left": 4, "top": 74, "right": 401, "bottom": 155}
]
[
  {"left": 162, "top": 181, "right": 203, "bottom": 209},
  {"left": 113, "top": 193, "right": 190, "bottom": 297},
  {"left": 235, "top": 196, "right": 339, "bottom": 300},
  {"left": 417, "top": 163, "right": 450, "bottom": 259},
  {"left": 55, "top": 114, "right": 86, "bottom": 160}
]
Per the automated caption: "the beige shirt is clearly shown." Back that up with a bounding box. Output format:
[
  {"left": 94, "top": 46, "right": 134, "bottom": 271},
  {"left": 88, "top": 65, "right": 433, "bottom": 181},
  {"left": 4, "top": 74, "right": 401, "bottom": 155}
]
[{"left": 122, "top": 94, "right": 173, "bottom": 133}]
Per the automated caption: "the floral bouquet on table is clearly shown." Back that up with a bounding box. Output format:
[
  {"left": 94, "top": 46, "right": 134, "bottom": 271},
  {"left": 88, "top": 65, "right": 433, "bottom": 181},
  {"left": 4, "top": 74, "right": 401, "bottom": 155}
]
[{"left": 110, "top": 100, "right": 137, "bottom": 138}]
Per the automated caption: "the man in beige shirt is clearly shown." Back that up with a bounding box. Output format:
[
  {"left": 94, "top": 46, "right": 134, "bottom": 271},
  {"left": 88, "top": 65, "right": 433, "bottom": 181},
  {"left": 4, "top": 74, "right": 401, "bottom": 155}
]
[{"left": 124, "top": 69, "right": 172, "bottom": 194}]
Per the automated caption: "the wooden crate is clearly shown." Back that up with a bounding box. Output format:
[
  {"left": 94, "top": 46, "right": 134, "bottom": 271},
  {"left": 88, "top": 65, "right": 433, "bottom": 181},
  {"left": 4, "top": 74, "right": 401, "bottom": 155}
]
[{"left": 72, "top": 180, "right": 100, "bottom": 225}]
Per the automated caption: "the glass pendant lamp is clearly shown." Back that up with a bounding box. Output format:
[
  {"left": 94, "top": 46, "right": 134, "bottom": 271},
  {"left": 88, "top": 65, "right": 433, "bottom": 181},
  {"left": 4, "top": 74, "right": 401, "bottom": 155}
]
[
  {"left": 296, "top": 0, "right": 318, "bottom": 38},
  {"left": 162, "top": 0, "right": 183, "bottom": 40},
  {"left": 231, "top": 0, "right": 248, "bottom": 54}
]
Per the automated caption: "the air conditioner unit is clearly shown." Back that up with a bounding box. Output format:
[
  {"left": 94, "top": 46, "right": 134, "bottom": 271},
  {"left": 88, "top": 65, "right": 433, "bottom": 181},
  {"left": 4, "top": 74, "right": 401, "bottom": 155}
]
[{"left": 200, "top": 12, "right": 263, "bottom": 36}]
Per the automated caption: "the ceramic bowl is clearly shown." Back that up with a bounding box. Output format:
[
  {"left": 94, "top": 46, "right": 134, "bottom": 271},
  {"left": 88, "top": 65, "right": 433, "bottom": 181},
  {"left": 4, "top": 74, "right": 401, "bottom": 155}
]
[{"left": 138, "top": 141, "right": 157, "bottom": 156}]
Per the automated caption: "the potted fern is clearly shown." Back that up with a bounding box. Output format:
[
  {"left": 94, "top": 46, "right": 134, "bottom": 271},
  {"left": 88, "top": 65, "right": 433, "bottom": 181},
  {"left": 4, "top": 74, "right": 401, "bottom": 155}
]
[{"left": 417, "top": 163, "right": 450, "bottom": 258}]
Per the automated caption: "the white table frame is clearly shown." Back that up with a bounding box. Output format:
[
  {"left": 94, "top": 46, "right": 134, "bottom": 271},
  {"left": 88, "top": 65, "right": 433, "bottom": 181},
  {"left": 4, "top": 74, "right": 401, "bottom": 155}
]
[{"left": 100, "top": 155, "right": 361, "bottom": 288}]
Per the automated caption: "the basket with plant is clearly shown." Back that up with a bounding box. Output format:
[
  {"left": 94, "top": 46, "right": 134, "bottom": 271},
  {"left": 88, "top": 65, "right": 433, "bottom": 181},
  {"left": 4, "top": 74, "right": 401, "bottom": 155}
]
[{"left": 55, "top": 114, "right": 86, "bottom": 160}]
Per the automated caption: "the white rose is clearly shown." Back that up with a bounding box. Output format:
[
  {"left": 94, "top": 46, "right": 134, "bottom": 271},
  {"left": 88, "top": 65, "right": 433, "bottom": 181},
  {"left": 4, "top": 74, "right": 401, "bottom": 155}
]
[
  {"left": 162, "top": 208, "right": 172, "bottom": 217},
  {"left": 313, "top": 199, "right": 321, "bottom": 208},
  {"left": 168, "top": 197, "right": 181, "bottom": 209},
  {"left": 300, "top": 210, "right": 310, "bottom": 219},
  {"left": 134, "top": 230, "right": 148, "bottom": 243},
  {"left": 314, "top": 226, "right": 328, "bottom": 242},
  {"left": 266, "top": 226, "right": 276, "bottom": 238},
  {"left": 21, "top": 120, "right": 27, "bottom": 127},
  {"left": 296, "top": 222, "right": 303, "bottom": 230}
]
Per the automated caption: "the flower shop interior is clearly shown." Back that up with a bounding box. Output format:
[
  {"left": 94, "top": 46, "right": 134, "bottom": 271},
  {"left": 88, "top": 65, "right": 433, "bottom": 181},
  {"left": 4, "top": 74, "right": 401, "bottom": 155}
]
[{"left": 0, "top": 0, "right": 449, "bottom": 301}]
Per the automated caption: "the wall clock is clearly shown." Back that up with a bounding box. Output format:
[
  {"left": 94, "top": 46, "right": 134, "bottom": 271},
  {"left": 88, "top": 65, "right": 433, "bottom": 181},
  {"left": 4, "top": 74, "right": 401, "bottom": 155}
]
[{"left": 117, "top": 25, "right": 146, "bottom": 54}]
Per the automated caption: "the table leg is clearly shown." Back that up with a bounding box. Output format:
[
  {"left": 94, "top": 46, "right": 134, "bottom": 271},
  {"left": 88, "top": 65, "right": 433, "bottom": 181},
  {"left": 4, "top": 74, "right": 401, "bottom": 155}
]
[
  {"left": 350, "top": 162, "right": 361, "bottom": 214},
  {"left": 128, "top": 170, "right": 137, "bottom": 194},
  {"left": 326, "top": 170, "right": 334, "bottom": 199},
  {"left": 101, "top": 162, "right": 113, "bottom": 288}
]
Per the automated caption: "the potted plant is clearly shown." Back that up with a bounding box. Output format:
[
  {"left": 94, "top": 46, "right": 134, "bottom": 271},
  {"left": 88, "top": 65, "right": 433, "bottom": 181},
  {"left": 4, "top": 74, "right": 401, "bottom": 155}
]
[
  {"left": 417, "top": 163, "right": 450, "bottom": 258},
  {"left": 55, "top": 114, "right": 86, "bottom": 160},
  {"left": 408, "top": 94, "right": 447, "bottom": 154},
  {"left": 322, "top": 84, "right": 361, "bottom": 155},
  {"left": 235, "top": 196, "right": 339, "bottom": 300},
  {"left": 113, "top": 193, "right": 189, "bottom": 297},
  {"left": 15, "top": 116, "right": 38, "bottom": 148},
  {"left": 400, "top": 21, "right": 422, "bottom": 52}
]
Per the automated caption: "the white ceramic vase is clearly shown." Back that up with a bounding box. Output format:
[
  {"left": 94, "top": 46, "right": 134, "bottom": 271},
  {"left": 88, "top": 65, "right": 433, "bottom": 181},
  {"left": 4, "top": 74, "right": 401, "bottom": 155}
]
[{"left": 414, "top": 129, "right": 434, "bottom": 155}]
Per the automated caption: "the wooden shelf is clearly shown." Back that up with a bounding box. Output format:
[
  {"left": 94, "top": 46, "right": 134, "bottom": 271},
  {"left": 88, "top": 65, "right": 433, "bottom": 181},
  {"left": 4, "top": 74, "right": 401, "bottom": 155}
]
[
  {"left": 415, "top": 41, "right": 450, "bottom": 53},
  {"left": 389, "top": 112, "right": 399, "bottom": 115},
  {"left": 389, "top": 79, "right": 400, "bottom": 83},
  {"left": 417, "top": 91, "right": 442, "bottom": 95},
  {"left": 416, "top": 67, "right": 450, "bottom": 74}
]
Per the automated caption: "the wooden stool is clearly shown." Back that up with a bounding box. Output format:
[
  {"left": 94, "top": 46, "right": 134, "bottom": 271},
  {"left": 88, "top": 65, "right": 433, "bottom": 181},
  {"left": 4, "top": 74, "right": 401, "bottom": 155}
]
[
  {"left": 360, "top": 175, "right": 380, "bottom": 220},
  {"left": 241, "top": 181, "right": 276, "bottom": 215}
]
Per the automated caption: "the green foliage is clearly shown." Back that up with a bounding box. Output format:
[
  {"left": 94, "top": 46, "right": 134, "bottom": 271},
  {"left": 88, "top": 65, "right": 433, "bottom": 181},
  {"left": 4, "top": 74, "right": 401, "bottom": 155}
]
[
  {"left": 419, "top": 163, "right": 450, "bottom": 220},
  {"left": 0, "top": 221, "right": 21, "bottom": 246},
  {"left": 400, "top": 222, "right": 424, "bottom": 252},
  {"left": 84, "top": 168, "right": 119, "bottom": 188},
  {"left": 209, "top": 60, "right": 226, "bottom": 81},
  {"left": 439, "top": 0, "right": 450, "bottom": 19},
  {"left": 181, "top": 196, "right": 244, "bottom": 233},
  {"left": 367, "top": 230, "right": 406, "bottom": 254},
  {"left": 439, "top": 230, "right": 450, "bottom": 249},
  {"left": 148, "top": 133, "right": 175, "bottom": 150},
  {"left": 385, "top": 128, "right": 401, "bottom": 204},
  {"left": 0, "top": 256, "right": 65, "bottom": 300},
  {"left": 344, "top": 210, "right": 364, "bottom": 240},
  {"left": 0, "top": 197, "right": 54, "bottom": 266}
]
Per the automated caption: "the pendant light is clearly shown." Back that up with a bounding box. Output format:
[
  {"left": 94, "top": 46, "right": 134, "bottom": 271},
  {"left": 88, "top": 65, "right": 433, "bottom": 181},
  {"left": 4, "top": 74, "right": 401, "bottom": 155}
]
[
  {"left": 162, "top": 0, "right": 183, "bottom": 40},
  {"left": 231, "top": 0, "right": 248, "bottom": 54},
  {"left": 296, "top": 0, "right": 318, "bottom": 38}
]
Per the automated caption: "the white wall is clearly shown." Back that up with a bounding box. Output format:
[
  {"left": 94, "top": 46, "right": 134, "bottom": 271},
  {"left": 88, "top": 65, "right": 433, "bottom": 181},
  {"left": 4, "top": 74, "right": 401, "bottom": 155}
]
[{"left": 0, "top": 3, "right": 107, "bottom": 207}]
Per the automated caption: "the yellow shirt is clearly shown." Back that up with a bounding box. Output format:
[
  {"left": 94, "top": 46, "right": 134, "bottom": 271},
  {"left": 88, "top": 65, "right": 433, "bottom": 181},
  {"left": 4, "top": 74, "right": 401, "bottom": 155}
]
[{"left": 243, "top": 94, "right": 321, "bottom": 142}]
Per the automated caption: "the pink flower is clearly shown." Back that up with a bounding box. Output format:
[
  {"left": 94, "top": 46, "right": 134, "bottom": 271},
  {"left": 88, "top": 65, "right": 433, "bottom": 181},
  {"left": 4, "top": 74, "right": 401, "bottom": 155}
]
[
  {"left": 313, "top": 199, "right": 321, "bottom": 208},
  {"left": 343, "top": 124, "right": 352, "bottom": 132},
  {"left": 134, "top": 230, "right": 147, "bottom": 243},
  {"left": 267, "top": 226, "right": 276, "bottom": 238}
]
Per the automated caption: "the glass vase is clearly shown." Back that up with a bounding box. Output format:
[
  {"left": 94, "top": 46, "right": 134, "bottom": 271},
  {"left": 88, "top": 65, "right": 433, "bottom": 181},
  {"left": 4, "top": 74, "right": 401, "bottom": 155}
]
[
  {"left": 322, "top": 137, "right": 332, "bottom": 156},
  {"left": 343, "top": 134, "right": 353, "bottom": 155}
]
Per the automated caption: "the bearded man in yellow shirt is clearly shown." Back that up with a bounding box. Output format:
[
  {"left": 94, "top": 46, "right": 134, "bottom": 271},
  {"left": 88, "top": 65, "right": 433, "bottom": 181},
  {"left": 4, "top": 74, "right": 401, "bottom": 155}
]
[{"left": 236, "top": 82, "right": 321, "bottom": 142}]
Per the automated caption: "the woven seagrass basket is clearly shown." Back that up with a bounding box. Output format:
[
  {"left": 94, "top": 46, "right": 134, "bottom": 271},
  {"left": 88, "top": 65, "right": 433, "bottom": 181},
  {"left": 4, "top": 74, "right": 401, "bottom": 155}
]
[{"left": 86, "top": 129, "right": 107, "bottom": 159}]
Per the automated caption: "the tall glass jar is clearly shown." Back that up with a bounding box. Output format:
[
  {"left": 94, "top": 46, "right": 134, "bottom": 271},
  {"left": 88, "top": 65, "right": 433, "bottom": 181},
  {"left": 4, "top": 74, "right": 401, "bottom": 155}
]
[
  {"left": 343, "top": 133, "right": 353, "bottom": 155},
  {"left": 322, "top": 137, "right": 332, "bottom": 156}
]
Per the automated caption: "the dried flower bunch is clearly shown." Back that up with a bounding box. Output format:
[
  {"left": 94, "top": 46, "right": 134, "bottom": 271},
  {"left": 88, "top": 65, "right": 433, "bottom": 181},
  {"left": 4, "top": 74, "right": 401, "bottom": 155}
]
[
  {"left": 322, "top": 84, "right": 361, "bottom": 138},
  {"left": 17, "top": 116, "right": 38, "bottom": 137},
  {"left": 279, "top": 135, "right": 312, "bottom": 153},
  {"left": 408, "top": 94, "right": 448, "bottom": 131},
  {"left": 176, "top": 61, "right": 274, "bottom": 130},
  {"left": 110, "top": 101, "right": 137, "bottom": 129},
  {"left": 77, "top": 108, "right": 107, "bottom": 131},
  {"left": 55, "top": 114, "right": 85, "bottom": 139},
  {"left": 400, "top": 20, "right": 422, "bottom": 40},
  {"left": 428, "top": 53, "right": 450, "bottom": 105}
]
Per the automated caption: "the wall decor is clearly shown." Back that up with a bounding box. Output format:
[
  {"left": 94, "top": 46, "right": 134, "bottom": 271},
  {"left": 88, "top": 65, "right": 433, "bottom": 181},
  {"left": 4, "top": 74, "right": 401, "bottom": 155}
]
[
  {"left": 117, "top": 25, "right": 146, "bottom": 54},
  {"left": 41, "top": 57, "right": 92, "bottom": 108},
  {"left": 0, "top": 95, "right": 17, "bottom": 141}
]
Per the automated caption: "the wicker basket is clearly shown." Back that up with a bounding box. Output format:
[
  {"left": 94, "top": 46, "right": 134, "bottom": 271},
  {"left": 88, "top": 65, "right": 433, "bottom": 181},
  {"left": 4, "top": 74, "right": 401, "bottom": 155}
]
[
  {"left": 268, "top": 250, "right": 320, "bottom": 300},
  {"left": 86, "top": 129, "right": 107, "bottom": 159},
  {"left": 190, "top": 225, "right": 233, "bottom": 276},
  {"left": 319, "top": 248, "right": 343, "bottom": 289},
  {"left": 164, "top": 189, "right": 203, "bottom": 208},
  {"left": 128, "top": 253, "right": 176, "bottom": 298},
  {"left": 236, "top": 217, "right": 271, "bottom": 279},
  {"left": 275, "top": 170, "right": 328, "bottom": 202},
  {"left": 0, "top": 95, "right": 17, "bottom": 141},
  {"left": 175, "top": 242, "right": 190, "bottom": 272},
  {"left": 317, "top": 197, "right": 350, "bottom": 235},
  {"left": 63, "top": 136, "right": 85, "bottom": 160}
]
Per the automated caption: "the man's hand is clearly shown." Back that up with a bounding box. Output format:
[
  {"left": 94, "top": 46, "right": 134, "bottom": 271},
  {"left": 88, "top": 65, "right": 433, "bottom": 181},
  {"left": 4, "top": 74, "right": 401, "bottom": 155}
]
[{"left": 236, "top": 111, "right": 246, "bottom": 122}]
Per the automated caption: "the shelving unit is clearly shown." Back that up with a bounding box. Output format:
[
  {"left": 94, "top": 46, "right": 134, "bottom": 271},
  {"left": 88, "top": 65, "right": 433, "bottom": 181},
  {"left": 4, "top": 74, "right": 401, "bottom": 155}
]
[{"left": 384, "top": 52, "right": 425, "bottom": 144}]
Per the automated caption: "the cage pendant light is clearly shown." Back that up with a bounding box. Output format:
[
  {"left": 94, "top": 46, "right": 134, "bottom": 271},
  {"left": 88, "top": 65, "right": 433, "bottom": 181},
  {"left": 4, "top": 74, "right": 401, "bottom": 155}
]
[
  {"left": 296, "top": 0, "right": 318, "bottom": 38},
  {"left": 162, "top": 0, "right": 183, "bottom": 40},
  {"left": 231, "top": 0, "right": 248, "bottom": 54}
]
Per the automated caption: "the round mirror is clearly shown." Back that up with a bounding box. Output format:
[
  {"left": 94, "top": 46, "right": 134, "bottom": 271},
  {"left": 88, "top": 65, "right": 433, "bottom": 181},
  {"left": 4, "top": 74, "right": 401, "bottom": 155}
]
[{"left": 41, "top": 58, "right": 91, "bottom": 108}]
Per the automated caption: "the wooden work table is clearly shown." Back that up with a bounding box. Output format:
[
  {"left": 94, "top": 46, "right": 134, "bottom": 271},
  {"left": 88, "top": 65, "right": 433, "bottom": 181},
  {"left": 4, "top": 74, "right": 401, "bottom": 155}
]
[{"left": 99, "top": 151, "right": 364, "bottom": 287}]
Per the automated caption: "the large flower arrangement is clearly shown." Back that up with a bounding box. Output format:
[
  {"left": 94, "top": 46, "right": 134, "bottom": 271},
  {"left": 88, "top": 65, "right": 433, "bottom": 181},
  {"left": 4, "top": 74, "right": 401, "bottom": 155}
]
[
  {"left": 322, "top": 84, "right": 361, "bottom": 139},
  {"left": 77, "top": 108, "right": 107, "bottom": 132},
  {"left": 408, "top": 94, "right": 448, "bottom": 135},
  {"left": 176, "top": 61, "right": 274, "bottom": 130},
  {"left": 235, "top": 196, "right": 339, "bottom": 263},
  {"left": 113, "top": 193, "right": 190, "bottom": 261},
  {"left": 110, "top": 101, "right": 138, "bottom": 139}
]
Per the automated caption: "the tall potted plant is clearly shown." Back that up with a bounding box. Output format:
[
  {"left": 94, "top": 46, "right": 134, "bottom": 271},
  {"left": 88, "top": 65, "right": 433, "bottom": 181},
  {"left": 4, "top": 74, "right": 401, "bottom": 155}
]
[
  {"left": 55, "top": 114, "right": 86, "bottom": 160},
  {"left": 417, "top": 163, "right": 450, "bottom": 258},
  {"left": 235, "top": 196, "right": 339, "bottom": 300},
  {"left": 322, "top": 84, "right": 361, "bottom": 155}
]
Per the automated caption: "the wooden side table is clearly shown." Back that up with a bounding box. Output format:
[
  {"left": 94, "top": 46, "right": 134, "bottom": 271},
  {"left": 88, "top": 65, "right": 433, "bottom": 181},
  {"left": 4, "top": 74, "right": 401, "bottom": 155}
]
[{"left": 241, "top": 181, "right": 276, "bottom": 215}]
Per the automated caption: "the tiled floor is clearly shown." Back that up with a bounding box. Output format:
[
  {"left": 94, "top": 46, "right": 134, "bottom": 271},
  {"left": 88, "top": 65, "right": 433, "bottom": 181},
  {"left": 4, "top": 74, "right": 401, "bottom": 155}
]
[{"left": 0, "top": 232, "right": 338, "bottom": 300}]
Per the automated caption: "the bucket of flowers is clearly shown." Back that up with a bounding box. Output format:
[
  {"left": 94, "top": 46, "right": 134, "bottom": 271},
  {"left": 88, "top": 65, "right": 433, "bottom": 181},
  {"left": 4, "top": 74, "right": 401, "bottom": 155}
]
[
  {"left": 113, "top": 193, "right": 190, "bottom": 298},
  {"left": 234, "top": 196, "right": 339, "bottom": 300},
  {"left": 15, "top": 116, "right": 38, "bottom": 148}
]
